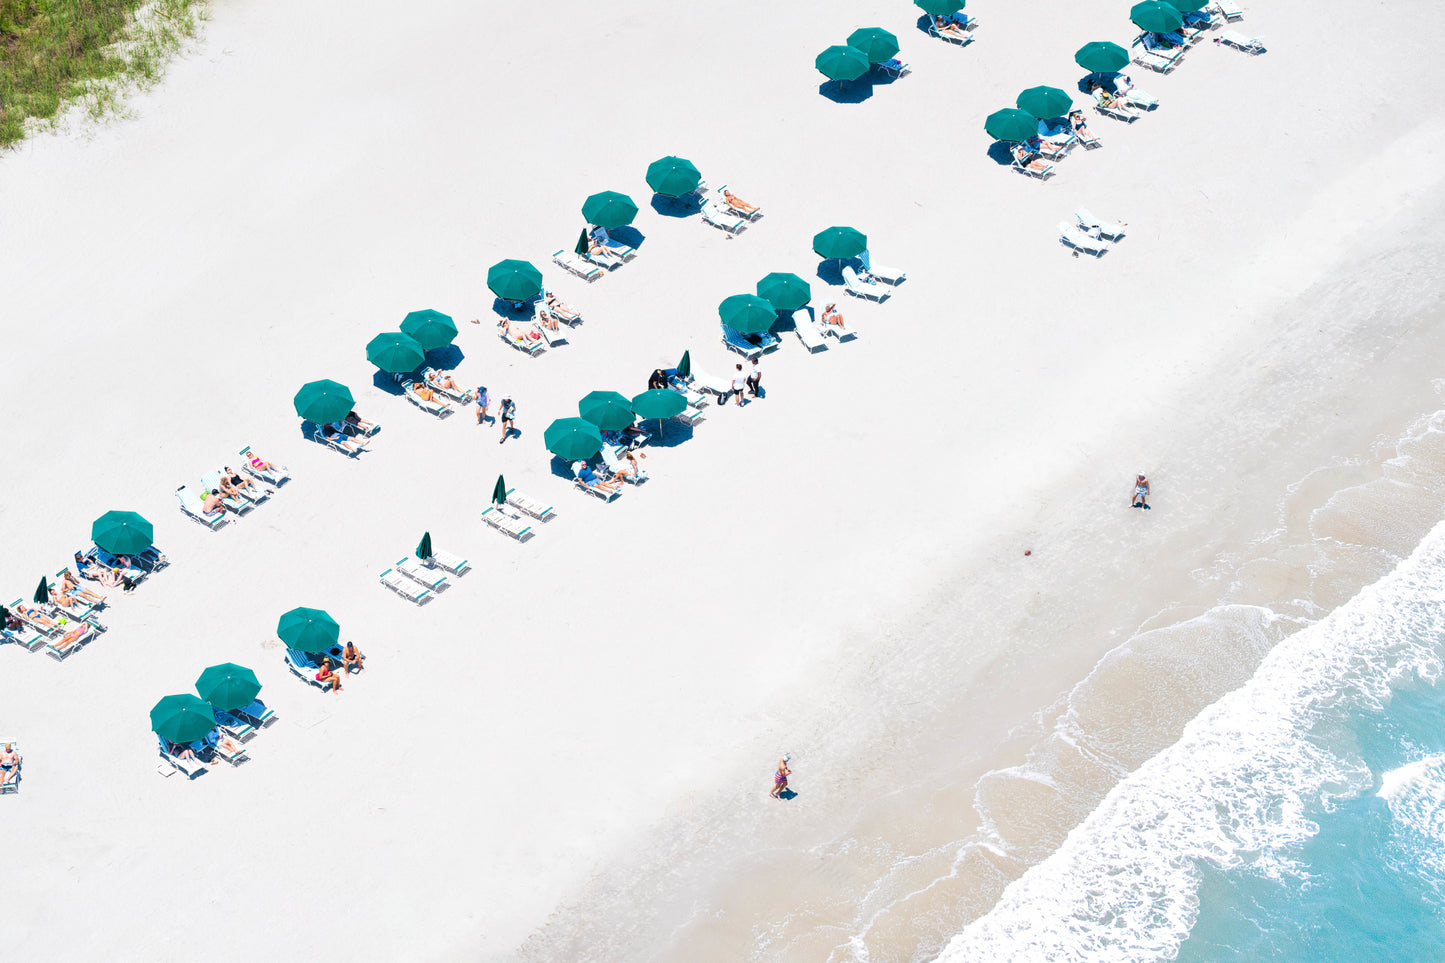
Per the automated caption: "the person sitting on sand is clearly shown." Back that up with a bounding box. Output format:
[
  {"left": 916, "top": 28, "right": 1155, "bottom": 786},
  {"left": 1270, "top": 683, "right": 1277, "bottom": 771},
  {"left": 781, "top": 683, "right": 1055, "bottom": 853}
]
[
  {"left": 933, "top": 14, "right": 969, "bottom": 39},
  {"left": 0, "top": 743, "right": 19, "bottom": 786},
  {"left": 342, "top": 640, "right": 366, "bottom": 674},
  {"left": 722, "top": 190, "right": 758, "bottom": 215},
  {"left": 321, "top": 423, "right": 368, "bottom": 453},
  {"left": 1131, "top": 473, "right": 1151, "bottom": 509},
  {"left": 316, "top": 658, "right": 344, "bottom": 693},
  {"left": 423, "top": 367, "right": 471, "bottom": 402},
  {"left": 58, "top": 570, "right": 105, "bottom": 606},
  {"left": 572, "top": 460, "right": 623, "bottom": 494},
  {"left": 544, "top": 291, "right": 579, "bottom": 322},
  {"left": 1010, "top": 144, "right": 1053, "bottom": 174}
]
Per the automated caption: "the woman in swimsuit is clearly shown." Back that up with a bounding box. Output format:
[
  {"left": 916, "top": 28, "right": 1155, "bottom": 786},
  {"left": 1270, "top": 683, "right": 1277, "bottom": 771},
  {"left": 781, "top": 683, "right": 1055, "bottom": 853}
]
[
  {"left": 223, "top": 466, "right": 263, "bottom": 497},
  {"left": 316, "top": 658, "right": 344, "bottom": 693}
]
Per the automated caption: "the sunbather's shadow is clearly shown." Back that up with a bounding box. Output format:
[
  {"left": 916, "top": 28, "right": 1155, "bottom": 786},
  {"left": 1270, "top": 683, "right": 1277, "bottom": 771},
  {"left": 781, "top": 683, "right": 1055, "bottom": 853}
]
[
  {"left": 649, "top": 194, "right": 703, "bottom": 219},
  {"left": 610, "top": 225, "right": 645, "bottom": 250},
  {"left": 428, "top": 344, "right": 465, "bottom": 369},
  {"left": 372, "top": 370, "right": 406, "bottom": 396},
  {"left": 815, "top": 261, "right": 845, "bottom": 285},
  {"left": 985, "top": 141, "right": 1016, "bottom": 166},
  {"left": 819, "top": 79, "right": 874, "bottom": 104}
]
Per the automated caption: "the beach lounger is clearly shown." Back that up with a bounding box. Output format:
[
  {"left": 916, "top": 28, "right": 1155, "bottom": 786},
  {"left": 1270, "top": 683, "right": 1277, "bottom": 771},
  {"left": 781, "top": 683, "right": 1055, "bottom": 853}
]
[
  {"left": 1216, "top": 30, "right": 1265, "bottom": 53},
  {"left": 1034, "top": 135, "right": 1075, "bottom": 160},
  {"left": 690, "top": 369, "right": 733, "bottom": 398},
  {"left": 380, "top": 567, "right": 432, "bottom": 604},
  {"left": 1093, "top": 90, "right": 1138, "bottom": 122},
  {"left": 700, "top": 200, "right": 746, "bottom": 234},
  {"left": 309, "top": 421, "right": 364, "bottom": 457},
  {"left": 669, "top": 406, "right": 706, "bottom": 426},
  {"left": 539, "top": 289, "right": 583, "bottom": 325},
  {"left": 721, "top": 325, "right": 778, "bottom": 357},
  {"left": 670, "top": 384, "right": 708, "bottom": 409},
  {"left": 574, "top": 475, "right": 621, "bottom": 501},
  {"left": 1076, "top": 206, "right": 1127, "bottom": 240},
  {"left": 87, "top": 546, "right": 147, "bottom": 583},
  {"left": 792, "top": 312, "right": 828, "bottom": 353},
  {"left": 535, "top": 321, "right": 570, "bottom": 348},
  {"left": 50, "top": 569, "right": 104, "bottom": 617},
  {"left": 877, "top": 58, "right": 910, "bottom": 77},
  {"left": 211, "top": 468, "right": 271, "bottom": 507},
  {"left": 425, "top": 548, "right": 470, "bottom": 574},
  {"left": 176, "top": 484, "right": 228, "bottom": 529},
  {"left": 1012, "top": 149, "right": 1057, "bottom": 178},
  {"left": 499, "top": 322, "right": 547, "bottom": 356},
  {"left": 820, "top": 315, "right": 858, "bottom": 341},
  {"left": 712, "top": 185, "right": 762, "bottom": 221},
  {"left": 1059, "top": 222, "right": 1110, "bottom": 257},
  {"left": 842, "top": 266, "right": 889, "bottom": 302},
  {"left": 236, "top": 699, "right": 277, "bottom": 728},
  {"left": 590, "top": 228, "right": 636, "bottom": 260},
  {"left": 158, "top": 737, "right": 208, "bottom": 779},
  {"left": 402, "top": 381, "right": 453, "bottom": 417},
  {"left": 1131, "top": 36, "right": 1182, "bottom": 72},
  {"left": 284, "top": 648, "right": 330, "bottom": 689},
  {"left": 927, "top": 15, "right": 975, "bottom": 44},
  {"left": 194, "top": 733, "right": 248, "bottom": 766},
  {"left": 505, "top": 488, "right": 555, "bottom": 521},
  {"left": 397, "top": 556, "right": 449, "bottom": 592},
  {"left": 481, "top": 505, "right": 535, "bottom": 540},
  {"left": 600, "top": 447, "right": 647, "bottom": 484},
  {"left": 2, "top": 613, "right": 45, "bottom": 651},
  {"left": 198, "top": 471, "right": 253, "bottom": 515},
  {"left": 859, "top": 252, "right": 906, "bottom": 284},
  {"left": 552, "top": 250, "right": 604, "bottom": 282},
  {"left": 239, "top": 447, "right": 290, "bottom": 486},
  {"left": 213, "top": 709, "right": 256, "bottom": 742},
  {"left": 1214, "top": 0, "right": 1244, "bottom": 21}
]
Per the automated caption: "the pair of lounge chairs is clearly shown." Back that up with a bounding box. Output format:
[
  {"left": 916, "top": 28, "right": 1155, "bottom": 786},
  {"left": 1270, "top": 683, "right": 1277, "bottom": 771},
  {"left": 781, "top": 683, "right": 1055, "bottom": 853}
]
[
  {"left": 1060, "top": 207, "right": 1127, "bottom": 257},
  {"left": 402, "top": 381, "right": 454, "bottom": 417},
  {"left": 928, "top": 11, "right": 977, "bottom": 45},
  {"left": 842, "top": 266, "right": 890, "bottom": 302},
  {"left": 701, "top": 200, "right": 747, "bottom": 234},
  {"left": 505, "top": 487, "right": 556, "bottom": 521},
  {"left": 1215, "top": 30, "right": 1265, "bottom": 53},
  {"left": 552, "top": 250, "right": 605, "bottom": 282},
  {"left": 159, "top": 737, "right": 208, "bottom": 779},
  {"left": 307, "top": 419, "right": 374, "bottom": 457},
  {"left": 380, "top": 555, "right": 451, "bottom": 603},
  {"left": 1132, "top": 33, "right": 1186, "bottom": 72},
  {"left": 481, "top": 504, "right": 535, "bottom": 540},
  {"left": 713, "top": 185, "right": 763, "bottom": 222},
  {"left": 6, "top": 599, "right": 100, "bottom": 660},
  {"left": 1213, "top": 0, "right": 1244, "bottom": 21},
  {"left": 283, "top": 647, "right": 344, "bottom": 689},
  {"left": 499, "top": 320, "right": 547, "bottom": 356}
]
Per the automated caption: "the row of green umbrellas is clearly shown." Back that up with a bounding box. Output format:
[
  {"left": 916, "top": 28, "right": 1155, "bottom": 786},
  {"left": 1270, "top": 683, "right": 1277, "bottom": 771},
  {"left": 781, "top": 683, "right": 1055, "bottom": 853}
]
[
  {"left": 544, "top": 387, "right": 691, "bottom": 461},
  {"left": 365, "top": 309, "right": 459, "bottom": 375},
  {"left": 816, "top": 27, "right": 900, "bottom": 82},
  {"left": 150, "top": 662, "right": 263, "bottom": 742}
]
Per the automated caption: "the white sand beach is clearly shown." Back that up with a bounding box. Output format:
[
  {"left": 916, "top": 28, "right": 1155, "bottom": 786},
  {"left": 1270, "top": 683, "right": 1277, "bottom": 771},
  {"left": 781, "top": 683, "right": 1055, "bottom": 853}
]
[{"left": 4, "top": 0, "right": 1445, "bottom": 959}]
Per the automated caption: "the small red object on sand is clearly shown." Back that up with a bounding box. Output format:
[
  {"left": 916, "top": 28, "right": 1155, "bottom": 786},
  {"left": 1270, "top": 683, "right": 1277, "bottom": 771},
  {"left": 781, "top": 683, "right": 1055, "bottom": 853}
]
[{"left": 1024, "top": 549, "right": 1031, "bottom": 556}]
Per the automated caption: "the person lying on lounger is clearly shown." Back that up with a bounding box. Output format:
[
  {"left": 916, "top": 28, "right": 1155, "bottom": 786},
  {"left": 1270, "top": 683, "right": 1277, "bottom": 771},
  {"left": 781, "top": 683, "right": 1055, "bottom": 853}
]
[
  {"left": 165, "top": 739, "right": 200, "bottom": 763},
  {"left": 722, "top": 190, "right": 758, "bottom": 215},
  {"left": 611, "top": 450, "right": 648, "bottom": 482},
  {"left": 59, "top": 570, "right": 105, "bottom": 605},
  {"left": 500, "top": 319, "right": 542, "bottom": 346},
  {"left": 820, "top": 303, "right": 851, "bottom": 331},
  {"left": 245, "top": 449, "right": 279, "bottom": 475},
  {"left": 1010, "top": 145, "right": 1053, "bottom": 174},
  {"left": 536, "top": 309, "right": 561, "bottom": 331},
  {"left": 422, "top": 367, "right": 472, "bottom": 402},
  {"left": 544, "top": 292, "right": 579, "bottom": 321},
  {"left": 1069, "top": 111, "right": 1099, "bottom": 144},
  {"left": 316, "top": 658, "right": 344, "bottom": 693},
  {"left": 409, "top": 382, "right": 439, "bottom": 404},
  {"left": 74, "top": 552, "right": 124, "bottom": 588},
  {"left": 342, "top": 640, "right": 366, "bottom": 674},
  {"left": 14, "top": 604, "right": 58, "bottom": 630},
  {"left": 572, "top": 461, "right": 623, "bottom": 494},
  {"left": 203, "top": 729, "right": 244, "bottom": 757},
  {"left": 321, "top": 423, "right": 368, "bottom": 453},
  {"left": 49, "top": 583, "right": 87, "bottom": 611},
  {"left": 222, "top": 466, "right": 265, "bottom": 497},
  {"left": 344, "top": 410, "right": 377, "bottom": 435},
  {"left": 933, "top": 14, "right": 969, "bottom": 39}
]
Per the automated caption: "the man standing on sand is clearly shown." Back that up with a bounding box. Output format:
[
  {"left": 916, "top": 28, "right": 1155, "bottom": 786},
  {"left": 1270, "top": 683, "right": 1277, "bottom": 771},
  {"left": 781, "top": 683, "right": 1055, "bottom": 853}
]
[
  {"left": 499, "top": 396, "right": 517, "bottom": 444},
  {"left": 746, "top": 358, "right": 762, "bottom": 397},
  {"left": 770, "top": 754, "right": 792, "bottom": 798},
  {"left": 0, "top": 742, "right": 18, "bottom": 787},
  {"left": 731, "top": 364, "right": 748, "bottom": 407},
  {"left": 1131, "top": 472, "right": 1151, "bottom": 509}
]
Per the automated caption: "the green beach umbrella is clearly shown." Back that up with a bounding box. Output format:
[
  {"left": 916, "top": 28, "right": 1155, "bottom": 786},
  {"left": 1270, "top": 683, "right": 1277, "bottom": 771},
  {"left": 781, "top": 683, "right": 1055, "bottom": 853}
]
[
  {"left": 416, "top": 531, "right": 433, "bottom": 560},
  {"left": 293, "top": 379, "right": 354, "bottom": 424},
  {"left": 676, "top": 350, "right": 692, "bottom": 379},
  {"left": 400, "top": 309, "right": 458, "bottom": 351},
  {"left": 645, "top": 156, "right": 702, "bottom": 197},
  {"left": 1017, "top": 85, "right": 1073, "bottom": 119},
  {"left": 631, "top": 388, "right": 686, "bottom": 421},
  {"left": 276, "top": 606, "right": 340, "bottom": 654},
  {"left": 914, "top": 0, "right": 964, "bottom": 15},
  {"left": 847, "top": 27, "right": 900, "bottom": 63},
  {"left": 486, "top": 261, "right": 544, "bottom": 303},
  {"left": 33, "top": 576, "right": 49, "bottom": 604},
  {"left": 1075, "top": 41, "right": 1131, "bottom": 74},
  {"left": 91, "top": 510, "right": 153, "bottom": 555},
  {"left": 150, "top": 694, "right": 217, "bottom": 744},
  {"left": 756, "top": 272, "right": 812, "bottom": 312},
  {"left": 718, "top": 294, "right": 778, "bottom": 336},
  {"left": 544, "top": 417, "right": 605, "bottom": 461},
  {"left": 812, "top": 225, "right": 868, "bottom": 261},
  {"left": 984, "top": 107, "right": 1039, "bottom": 142},
  {"left": 578, "top": 390, "right": 636, "bottom": 432},
  {"left": 816, "top": 44, "right": 870, "bottom": 82},
  {"left": 366, "top": 331, "right": 425, "bottom": 374},
  {"left": 490, "top": 476, "right": 507, "bottom": 508},
  {"left": 195, "top": 663, "right": 261, "bottom": 711},
  {"left": 1162, "top": 0, "right": 1207, "bottom": 10},
  {"left": 581, "top": 191, "right": 639, "bottom": 230},
  {"left": 1131, "top": 0, "right": 1184, "bottom": 33}
]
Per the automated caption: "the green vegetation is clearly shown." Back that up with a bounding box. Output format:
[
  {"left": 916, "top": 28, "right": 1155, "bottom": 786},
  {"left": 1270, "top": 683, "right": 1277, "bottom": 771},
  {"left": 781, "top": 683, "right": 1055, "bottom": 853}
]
[{"left": 0, "top": 0, "right": 206, "bottom": 148}]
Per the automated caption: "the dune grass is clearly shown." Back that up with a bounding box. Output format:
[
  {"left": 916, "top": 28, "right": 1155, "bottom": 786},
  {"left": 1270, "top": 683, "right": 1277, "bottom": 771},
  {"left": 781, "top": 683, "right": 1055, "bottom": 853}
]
[{"left": 0, "top": 0, "right": 206, "bottom": 148}]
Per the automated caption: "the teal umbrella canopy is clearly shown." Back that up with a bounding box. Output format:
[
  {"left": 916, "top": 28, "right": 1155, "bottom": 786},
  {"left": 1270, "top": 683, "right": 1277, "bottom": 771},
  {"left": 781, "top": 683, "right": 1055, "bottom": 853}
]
[
  {"left": 578, "top": 390, "right": 636, "bottom": 432},
  {"left": 1016, "top": 85, "right": 1073, "bottom": 119},
  {"left": 416, "top": 531, "right": 433, "bottom": 560},
  {"left": 195, "top": 663, "right": 262, "bottom": 711},
  {"left": 91, "top": 510, "right": 153, "bottom": 555},
  {"left": 151, "top": 694, "right": 216, "bottom": 744},
  {"left": 676, "top": 350, "right": 692, "bottom": 379},
  {"left": 815, "top": 45, "right": 870, "bottom": 82},
  {"left": 847, "top": 27, "right": 900, "bottom": 63},
  {"left": 276, "top": 606, "right": 340, "bottom": 653},
  {"left": 544, "top": 417, "right": 605, "bottom": 461},
  {"left": 1075, "top": 41, "right": 1130, "bottom": 73},
  {"left": 718, "top": 294, "right": 778, "bottom": 336},
  {"left": 366, "top": 331, "right": 425, "bottom": 374},
  {"left": 293, "top": 379, "right": 354, "bottom": 424},
  {"left": 486, "top": 261, "right": 544, "bottom": 303},
  {"left": 631, "top": 389, "right": 686, "bottom": 421},
  {"left": 1162, "top": 0, "right": 1207, "bottom": 10},
  {"left": 984, "top": 107, "right": 1039, "bottom": 142},
  {"left": 581, "top": 191, "right": 639, "bottom": 229},
  {"left": 915, "top": 0, "right": 964, "bottom": 15},
  {"left": 1131, "top": 0, "right": 1184, "bottom": 32},
  {"left": 400, "top": 309, "right": 458, "bottom": 350},
  {"left": 756, "top": 272, "right": 812, "bottom": 312},
  {"left": 645, "top": 156, "right": 702, "bottom": 197},
  {"left": 812, "top": 225, "right": 868, "bottom": 260}
]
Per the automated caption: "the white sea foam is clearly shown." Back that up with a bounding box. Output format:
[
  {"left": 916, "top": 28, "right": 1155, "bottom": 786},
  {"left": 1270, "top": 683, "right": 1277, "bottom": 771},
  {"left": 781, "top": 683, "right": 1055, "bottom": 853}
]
[
  {"left": 1380, "top": 754, "right": 1445, "bottom": 889},
  {"left": 937, "top": 519, "right": 1445, "bottom": 963}
]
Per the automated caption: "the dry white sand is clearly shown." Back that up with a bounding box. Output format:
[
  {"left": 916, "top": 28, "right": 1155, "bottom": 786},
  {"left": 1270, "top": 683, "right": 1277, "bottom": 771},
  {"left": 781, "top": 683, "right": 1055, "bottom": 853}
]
[{"left": 2, "top": 0, "right": 1444, "bottom": 959}]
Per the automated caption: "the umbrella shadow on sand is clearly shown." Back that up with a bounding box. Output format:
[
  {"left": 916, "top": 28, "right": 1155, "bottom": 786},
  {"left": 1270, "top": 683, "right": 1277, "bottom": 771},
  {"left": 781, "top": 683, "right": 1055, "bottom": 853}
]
[
  {"left": 815, "top": 260, "right": 846, "bottom": 285},
  {"left": 491, "top": 296, "right": 538, "bottom": 319},
  {"left": 986, "top": 141, "right": 1017, "bottom": 166},
  {"left": 549, "top": 455, "right": 579, "bottom": 480},
  {"left": 647, "top": 420, "right": 694, "bottom": 449},
  {"left": 649, "top": 194, "right": 703, "bottom": 219},
  {"left": 371, "top": 370, "right": 407, "bottom": 395},
  {"left": 819, "top": 78, "right": 874, "bottom": 104},
  {"left": 609, "top": 225, "right": 646, "bottom": 249},
  {"left": 427, "top": 344, "right": 465, "bottom": 369}
]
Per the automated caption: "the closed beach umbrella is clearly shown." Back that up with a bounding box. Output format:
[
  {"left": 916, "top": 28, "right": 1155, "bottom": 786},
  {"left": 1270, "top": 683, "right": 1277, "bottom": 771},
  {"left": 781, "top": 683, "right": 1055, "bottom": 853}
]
[
  {"left": 718, "top": 294, "right": 778, "bottom": 336},
  {"left": 486, "top": 261, "right": 544, "bottom": 303},
  {"left": 195, "top": 663, "right": 261, "bottom": 711},
  {"left": 676, "top": 350, "right": 692, "bottom": 379},
  {"left": 756, "top": 272, "right": 812, "bottom": 312},
  {"left": 400, "top": 309, "right": 458, "bottom": 351},
  {"left": 812, "top": 225, "right": 868, "bottom": 261},
  {"left": 645, "top": 156, "right": 702, "bottom": 197},
  {"left": 579, "top": 390, "right": 636, "bottom": 431},
  {"left": 366, "top": 331, "right": 425, "bottom": 374},
  {"left": 544, "top": 417, "right": 604, "bottom": 461},
  {"left": 91, "top": 510, "right": 153, "bottom": 556},
  {"left": 276, "top": 606, "right": 340, "bottom": 654},
  {"left": 293, "top": 379, "right": 354, "bottom": 424},
  {"left": 416, "top": 531, "right": 433, "bottom": 560},
  {"left": 847, "top": 27, "right": 900, "bottom": 63},
  {"left": 815, "top": 44, "right": 870, "bottom": 82},
  {"left": 984, "top": 107, "right": 1039, "bottom": 142},
  {"left": 581, "top": 191, "right": 638, "bottom": 230},
  {"left": 915, "top": 0, "right": 964, "bottom": 15},
  {"left": 631, "top": 388, "right": 686, "bottom": 422},
  {"left": 574, "top": 228, "right": 590, "bottom": 256},
  {"left": 1130, "top": 0, "right": 1184, "bottom": 33},
  {"left": 490, "top": 476, "right": 507, "bottom": 508},
  {"left": 33, "top": 576, "right": 49, "bottom": 604},
  {"left": 1074, "top": 41, "right": 1130, "bottom": 73},
  {"left": 1017, "top": 85, "right": 1074, "bottom": 119},
  {"left": 150, "top": 694, "right": 216, "bottom": 744}
]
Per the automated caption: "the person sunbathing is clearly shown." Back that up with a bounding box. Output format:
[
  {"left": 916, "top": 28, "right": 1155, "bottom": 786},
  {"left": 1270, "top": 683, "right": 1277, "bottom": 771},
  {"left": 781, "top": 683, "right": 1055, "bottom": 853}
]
[
  {"left": 204, "top": 729, "right": 244, "bottom": 758},
  {"left": 410, "top": 382, "right": 440, "bottom": 404},
  {"left": 1011, "top": 145, "right": 1053, "bottom": 174},
  {"left": 74, "top": 552, "right": 124, "bottom": 588},
  {"left": 933, "top": 14, "right": 969, "bottom": 39},
  {"left": 245, "top": 448, "right": 279, "bottom": 474},
  {"left": 820, "top": 303, "right": 851, "bottom": 332},
  {"left": 316, "top": 658, "right": 344, "bottom": 693},
  {"left": 536, "top": 309, "right": 560, "bottom": 331},
  {"left": 321, "top": 423, "right": 368, "bottom": 453},
  {"left": 214, "top": 473, "right": 246, "bottom": 502},
  {"left": 342, "top": 640, "right": 366, "bottom": 674},
  {"left": 14, "top": 604, "right": 57, "bottom": 630},
  {"left": 1069, "top": 111, "right": 1099, "bottom": 144},
  {"left": 500, "top": 318, "right": 542, "bottom": 345},
  {"left": 422, "top": 367, "right": 471, "bottom": 402},
  {"left": 50, "top": 584, "right": 85, "bottom": 611},
  {"left": 3, "top": 608, "right": 24, "bottom": 634},
  {"left": 544, "top": 292, "right": 579, "bottom": 321},
  {"left": 222, "top": 466, "right": 264, "bottom": 497},
  {"left": 59, "top": 570, "right": 105, "bottom": 605},
  {"left": 572, "top": 461, "right": 623, "bottom": 494},
  {"left": 585, "top": 236, "right": 623, "bottom": 265},
  {"left": 612, "top": 450, "right": 648, "bottom": 482},
  {"left": 165, "top": 740, "right": 200, "bottom": 763},
  {"left": 722, "top": 190, "right": 758, "bottom": 215},
  {"left": 345, "top": 410, "right": 377, "bottom": 435},
  {"left": 200, "top": 490, "right": 225, "bottom": 514},
  {"left": 1027, "top": 135, "right": 1070, "bottom": 159}
]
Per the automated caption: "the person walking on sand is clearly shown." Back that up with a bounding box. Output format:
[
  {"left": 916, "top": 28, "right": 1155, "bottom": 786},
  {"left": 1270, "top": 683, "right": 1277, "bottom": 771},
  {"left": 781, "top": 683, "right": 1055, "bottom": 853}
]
[
  {"left": 499, "top": 396, "right": 517, "bottom": 444},
  {"left": 731, "top": 364, "right": 748, "bottom": 407},
  {"left": 1131, "top": 472, "right": 1151, "bottom": 509},
  {"left": 770, "top": 754, "right": 792, "bottom": 798},
  {"left": 746, "top": 358, "right": 762, "bottom": 397},
  {"left": 475, "top": 385, "right": 491, "bottom": 425}
]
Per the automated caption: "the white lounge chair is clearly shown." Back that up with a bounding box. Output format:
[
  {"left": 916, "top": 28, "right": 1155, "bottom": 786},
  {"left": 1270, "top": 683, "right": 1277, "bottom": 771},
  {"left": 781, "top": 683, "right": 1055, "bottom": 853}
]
[
  {"left": 1012, "top": 148, "right": 1056, "bottom": 178},
  {"left": 313, "top": 422, "right": 365, "bottom": 457},
  {"left": 396, "top": 556, "right": 449, "bottom": 592},
  {"left": 195, "top": 732, "right": 248, "bottom": 766},
  {"left": 819, "top": 313, "right": 857, "bottom": 341},
  {"left": 213, "top": 709, "right": 256, "bottom": 742},
  {"left": 236, "top": 699, "right": 277, "bottom": 728},
  {"left": 1214, "top": 0, "right": 1244, "bottom": 21},
  {"left": 590, "top": 228, "right": 637, "bottom": 260},
  {"left": 239, "top": 447, "right": 290, "bottom": 486},
  {"left": 426, "top": 548, "right": 470, "bottom": 574},
  {"left": 721, "top": 325, "right": 775, "bottom": 357},
  {"left": 41, "top": 617, "right": 95, "bottom": 660},
  {"left": 600, "top": 447, "right": 647, "bottom": 484},
  {"left": 2, "top": 612, "right": 45, "bottom": 651},
  {"left": 877, "top": 58, "right": 910, "bottom": 77},
  {"left": 175, "top": 485, "right": 227, "bottom": 529},
  {"left": 700, "top": 200, "right": 746, "bottom": 234},
  {"left": 1076, "top": 207, "right": 1127, "bottom": 240},
  {"left": 420, "top": 372, "right": 473, "bottom": 405},
  {"left": 534, "top": 320, "right": 570, "bottom": 348},
  {"left": 859, "top": 252, "right": 906, "bottom": 284},
  {"left": 713, "top": 185, "right": 762, "bottom": 220},
  {"left": 552, "top": 250, "right": 604, "bottom": 282},
  {"left": 499, "top": 321, "right": 546, "bottom": 355},
  {"left": 87, "top": 546, "right": 147, "bottom": 583},
  {"left": 1216, "top": 30, "right": 1265, "bottom": 52},
  {"left": 402, "top": 381, "right": 453, "bottom": 417},
  {"left": 690, "top": 368, "right": 733, "bottom": 398},
  {"left": 1059, "top": 222, "right": 1110, "bottom": 257},
  {"left": 842, "top": 266, "right": 889, "bottom": 301},
  {"left": 200, "top": 471, "right": 254, "bottom": 515},
  {"left": 380, "top": 567, "right": 432, "bottom": 604},
  {"left": 158, "top": 737, "right": 207, "bottom": 779},
  {"left": 928, "top": 12, "right": 976, "bottom": 44},
  {"left": 481, "top": 505, "right": 534, "bottom": 540},
  {"left": 1093, "top": 90, "right": 1138, "bottom": 122},
  {"left": 506, "top": 488, "right": 555, "bottom": 520},
  {"left": 792, "top": 312, "right": 828, "bottom": 352},
  {"left": 539, "top": 289, "right": 584, "bottom": 324}
]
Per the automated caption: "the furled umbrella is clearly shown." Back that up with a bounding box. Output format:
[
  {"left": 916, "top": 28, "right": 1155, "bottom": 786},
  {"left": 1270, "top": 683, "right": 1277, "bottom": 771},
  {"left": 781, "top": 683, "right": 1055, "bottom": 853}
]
[
  {"left": 276, "top": 606, "right": 341, "bottom": 654},
  {"left": 581, "top": 191, "right": 639, "bottom": 230},
  {"left": 195, "top": 663, "right": 262, "bottom": 711},
  {"left": 544, "top": 417, "right": 605, "bottom": 461},
  {"left": 366, "top": 331, "right": 425, "bottom": 374},
  {"left": 914, "top": 0, "right": 964, "bottom": 15},
  {"left": 293, "top": 379, "right": 354, "bottom": 424},
  {"left": 718, "top": 294, "right": 778, "bottom": 336},
  {"left": 1017, "top": 85, "right": 1074, "bottom": 119},
  {"left": 847, "top": 27, "right": 900, "bottom": 64},
  {"left": 486, "top": 261, "right": 544, "bottom": 303},
  {"left": 490, "top": 475, "right": 507, "bottom": 508},
  {"left": 578, "top": 390, "right": 636, "bottom": 432},
  {"left": 33, "top": 576, "right": 49, "bottom": 604},
  {"left": 1130, "top": 0, "right": 1184, "bottom": 33},
  {"left": 1074, "top": 40, "right": 1131, "bottom": 74},
  {"left": 812, "top": 225, "right": 868, "bottom": 261},
  {"left": 631, "top": 388, "right": 686, "bottom": 441},
  {"left": 400, "top": 309, "right": 458, "bottom": 351},
  {"left": 815, "top": 45, "right": 870, "bottom": 83},
  {"left": 574, "top": 228, "right": 590, "bottom": 256},
  {"left": 416, "top": 531, "right": 433, "bottom": 560},
  {"left": 984, "top": 107, "right": 1040, "bottom": 142},
  {"left": 756, "top": 272, "right": 812, "bottom": 312},
  {"left": 645, "top": 156, "right": 702, "bottom": 197},
  {"left": 91, "top": 510, "right": 154, "bottom": 556},
  {"left": 151, "top": 693, "right": 217, "bottom": 745}
]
